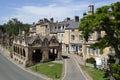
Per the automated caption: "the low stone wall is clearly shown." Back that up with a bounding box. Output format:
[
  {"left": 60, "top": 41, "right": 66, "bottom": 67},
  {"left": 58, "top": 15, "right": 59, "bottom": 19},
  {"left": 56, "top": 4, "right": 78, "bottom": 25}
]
[{"left": 0, "top": 45, "right": 11, "bottom": 58}]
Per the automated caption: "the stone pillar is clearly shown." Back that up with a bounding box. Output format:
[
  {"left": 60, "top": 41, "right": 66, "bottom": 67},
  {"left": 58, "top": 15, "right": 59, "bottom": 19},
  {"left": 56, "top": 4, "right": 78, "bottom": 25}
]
[
  {"left": 25, "top": 47, "right": 33, "bottom": 67},
  {"left": 42, "top": 48, "right": 49, "bottom": 62},
  {"left": 57, "top": 47, "right": 62, "bottom": 60}
]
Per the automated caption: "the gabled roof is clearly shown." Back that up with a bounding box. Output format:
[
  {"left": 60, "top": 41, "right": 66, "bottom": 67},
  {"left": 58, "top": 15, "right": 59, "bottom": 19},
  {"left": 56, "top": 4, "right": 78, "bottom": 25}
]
[{"left": 14, "top": 34, "right": 59, "bottom": 47}]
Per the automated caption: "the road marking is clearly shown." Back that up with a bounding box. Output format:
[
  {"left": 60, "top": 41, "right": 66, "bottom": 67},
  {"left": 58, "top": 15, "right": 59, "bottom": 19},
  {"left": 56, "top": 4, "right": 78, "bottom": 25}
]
[{"left": 72, "top": 55, "right": 88, "bottom": 80}]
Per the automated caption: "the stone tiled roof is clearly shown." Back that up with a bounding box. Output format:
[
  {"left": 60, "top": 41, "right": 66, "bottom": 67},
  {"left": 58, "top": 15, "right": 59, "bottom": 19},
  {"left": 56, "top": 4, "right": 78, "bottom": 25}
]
[
  {"left": 66, "top": 20, "right": 80, "bottom": 29},
  {"left": 14, "top": 34, "right": 59, "bottom": 46}
]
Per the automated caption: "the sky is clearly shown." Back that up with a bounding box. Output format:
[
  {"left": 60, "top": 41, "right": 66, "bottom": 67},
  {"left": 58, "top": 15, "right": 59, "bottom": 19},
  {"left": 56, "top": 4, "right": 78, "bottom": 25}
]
[{"left": 0, "top": 0, "right": 120, "bottom": 24}]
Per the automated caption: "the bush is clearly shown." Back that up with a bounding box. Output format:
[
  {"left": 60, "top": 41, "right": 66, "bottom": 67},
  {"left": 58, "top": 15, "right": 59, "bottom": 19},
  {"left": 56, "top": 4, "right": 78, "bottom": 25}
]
[
  {"left": 86, "top": 57, "right": 96, "bottom": 64},
  {"left": 111, "top": 63, "right": 120, "bottom": 80}
]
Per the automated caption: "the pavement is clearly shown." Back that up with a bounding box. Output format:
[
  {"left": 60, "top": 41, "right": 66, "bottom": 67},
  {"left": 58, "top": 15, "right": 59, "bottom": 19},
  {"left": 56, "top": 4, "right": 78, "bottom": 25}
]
[{"left": 0, "top": 52, "right": 46, "bottom": 80}]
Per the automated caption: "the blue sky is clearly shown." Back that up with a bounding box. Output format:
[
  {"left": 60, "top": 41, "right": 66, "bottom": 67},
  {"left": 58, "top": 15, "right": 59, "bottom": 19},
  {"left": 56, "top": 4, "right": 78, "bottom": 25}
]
[{"left": 0, "top": 0, "right": 119, "bottom": 24}]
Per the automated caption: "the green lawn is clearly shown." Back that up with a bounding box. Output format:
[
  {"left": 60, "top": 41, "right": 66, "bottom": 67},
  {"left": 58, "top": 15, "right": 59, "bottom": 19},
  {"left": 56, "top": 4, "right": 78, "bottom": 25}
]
[
  {"left": 31, "top": 62, "right": 63, "bottom": 79},
  {"left": 81, "top": 65, "right": 105, "bottom": 80}
]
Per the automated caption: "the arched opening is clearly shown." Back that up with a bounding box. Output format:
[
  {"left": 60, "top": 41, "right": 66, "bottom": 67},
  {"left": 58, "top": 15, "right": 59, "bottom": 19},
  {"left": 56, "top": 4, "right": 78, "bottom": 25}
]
[
  {"left": 32, "top": 49, "right": 42, "bottom": 63},
  {"left": 15, "top": 46, "right": 17, "bottom": 53},
  {"left": 23, "top": 49, "right": 26, "bottom": 57},
  {"left": 20, "top": 48, "right": 22, "bottom": 56},
  {"left": 49, "top": 48, "right": 58, "bottom": 60},
  {"left": 13, "top": 46, "right": 15, "bottom": 52},
  {"left": 17, "top": 47, "right": 19, "bottom": 54}
]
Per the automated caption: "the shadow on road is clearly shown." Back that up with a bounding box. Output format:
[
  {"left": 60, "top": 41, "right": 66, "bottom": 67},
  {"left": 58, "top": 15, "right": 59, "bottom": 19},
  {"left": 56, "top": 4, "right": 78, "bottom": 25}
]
[{"left": 62, "top": 55, "right": 69, "bottom": 59}]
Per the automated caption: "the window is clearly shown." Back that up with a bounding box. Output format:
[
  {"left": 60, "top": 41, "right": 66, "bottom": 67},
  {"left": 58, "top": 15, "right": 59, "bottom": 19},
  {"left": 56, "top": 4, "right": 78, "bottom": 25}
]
[
  {"left": 97, "top": 31, "right": 101, "bottom": 39},
  {"left": 87, "top": 47, "right": 97, "bottom": 55},
  {"left": 55, "top": 26, "right": 57, "bottom": 30},
  {"left": 90, "top": 48, "right": 94, "bottom": 55},
  {"left": 23, "top": 49, "right": 26, "bottom": 57},
  {"left": 71, "top": 35, "right": 75, "bottom": 41},
  {"left": 79, "top": 45, "right": 82, "bottom": 51},
  {"left": 58, "top": 26, "right": 61, "bottom": 30},
  {"left": 71, "top": 45, "right": 75, "bottom": 51},
  {"left": 79, "top": 35, "right": 83, "bottom": 41},
  {"left": 61, "top": 34, "right": 63, "bottom": 37},
  {"left": 45, "top": 25, "right": 48, "bottom": 28},
  {"left": 62, "top": 26, "right": 64, "bottom": 29},
  {"left": 89, "top": 33, "right": 93, "bottom": 40},
  {"left": 87, "top": 47, "right": 90, "bottom": 55}
]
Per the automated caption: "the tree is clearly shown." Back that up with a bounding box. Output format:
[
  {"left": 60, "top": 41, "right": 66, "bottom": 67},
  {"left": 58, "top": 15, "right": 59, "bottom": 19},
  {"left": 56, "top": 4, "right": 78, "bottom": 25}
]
[
  {"left": 79, "top": 2, "right": 120, "bottom": 64},
  {"left": 3, "top": 18, "right": 30, "bottom": 36},
  {"left": 3, "top": 18, "right": 30, "bottom": 46},
  {"left": 79, "top": 2, "right": 120, "bottom": 79}
]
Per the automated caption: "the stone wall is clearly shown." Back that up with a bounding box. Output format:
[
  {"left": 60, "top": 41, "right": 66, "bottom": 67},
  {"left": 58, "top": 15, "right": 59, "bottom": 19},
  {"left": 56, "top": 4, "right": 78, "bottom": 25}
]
[{"left": 0, "top": 45, "right": 11, "bottom": 58}]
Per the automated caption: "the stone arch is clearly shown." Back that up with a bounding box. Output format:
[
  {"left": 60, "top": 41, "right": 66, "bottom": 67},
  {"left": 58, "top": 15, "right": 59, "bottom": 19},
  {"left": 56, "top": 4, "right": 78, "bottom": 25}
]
[
  {"left": 32, "top": 49, "right": 42, "bottom": 63},
  {"left": 17, "top": 47, "right": 19, "bottom": 54},
  {"left": 15, "top": 46, "right": 17, "bottom": 53},
  {"left": 18, "top": 47, "right": 20, "bottom": 54},
  {"left": 49, "top": 48, "right": 58, "bottom": 60},
  {"left": 20, "top": 48, "right": 22, "bottom": 56},
  {"left": 13, "top": 46, "right": 15, "bottom": 52}
]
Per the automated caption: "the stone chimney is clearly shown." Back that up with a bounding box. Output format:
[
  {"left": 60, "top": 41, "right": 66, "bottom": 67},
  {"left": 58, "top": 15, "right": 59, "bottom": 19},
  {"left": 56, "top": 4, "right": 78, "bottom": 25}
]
[
  {"left": 65, "top": 17, "right": 70, "bottom": 21},
  {"left": 44, "top": 18, "right": 49, "bottom": 22},
  {"left": 50, "top": 18, "right": 54, "bottom": 22},
  {"left": 74, "top": 16, "right": 79, "bottom": 22},
  {"left": 88, "top": 5, "right": 94, "bottom": 15}
]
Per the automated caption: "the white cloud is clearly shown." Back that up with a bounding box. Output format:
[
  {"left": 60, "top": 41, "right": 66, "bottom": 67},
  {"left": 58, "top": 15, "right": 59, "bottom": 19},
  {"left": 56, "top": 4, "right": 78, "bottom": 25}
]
[
  {"left": 7, "top": 3, "right": 88, "bottom": 24},
  {"left": 1, "top": 0, "right": 119, "bottom": 24}
]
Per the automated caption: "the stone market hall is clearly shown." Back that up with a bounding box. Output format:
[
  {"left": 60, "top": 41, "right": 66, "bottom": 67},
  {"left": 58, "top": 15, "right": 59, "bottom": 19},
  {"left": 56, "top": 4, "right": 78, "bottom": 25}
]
[{"left": 12, "top": 33, "right": 62, "bottom": 67}]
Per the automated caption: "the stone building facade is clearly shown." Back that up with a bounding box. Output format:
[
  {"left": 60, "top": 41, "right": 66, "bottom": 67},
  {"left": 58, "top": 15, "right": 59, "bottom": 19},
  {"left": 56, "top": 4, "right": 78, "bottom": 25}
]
[
  {"left": 82, "top": 5, "right": 112, "bottom": 60},
  {"left": 12, "top": 34, "right": 62, "bottom": 67},
  {"left": 27, "top": 5, "right": 111, "bottom": 63},
  {"left": 30, "top": 16, "right": 82, "bottom": 55}
]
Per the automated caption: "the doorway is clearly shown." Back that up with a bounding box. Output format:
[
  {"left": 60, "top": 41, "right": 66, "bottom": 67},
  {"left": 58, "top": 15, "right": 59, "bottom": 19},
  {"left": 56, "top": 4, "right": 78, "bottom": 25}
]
[
  {"left": 49, "top": 48, "right": 58, "bottom": 60},
  {"left": 32, "top": 49, "right": 42, "bottom": 63}
]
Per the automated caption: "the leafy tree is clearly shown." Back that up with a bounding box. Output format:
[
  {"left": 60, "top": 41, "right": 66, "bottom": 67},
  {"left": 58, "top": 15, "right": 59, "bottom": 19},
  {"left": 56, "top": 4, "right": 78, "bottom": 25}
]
[
  {"left": 3, "top": 18, "right": 30, "bottom": 36},
  {"left": 79, "top": 2, "right": 120, "bottom": 64},
  {"left": 79, "top": 2, "right": 120, "bottom": 79},
  {"left": 3, "top": 18, "right": 30, "bottom": 46}
]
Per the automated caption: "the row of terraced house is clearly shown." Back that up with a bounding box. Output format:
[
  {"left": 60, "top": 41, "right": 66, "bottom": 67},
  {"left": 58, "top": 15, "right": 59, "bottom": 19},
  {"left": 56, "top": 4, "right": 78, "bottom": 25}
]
[{"left": 29, "top": 5, "right": 112, "bottom": 60}]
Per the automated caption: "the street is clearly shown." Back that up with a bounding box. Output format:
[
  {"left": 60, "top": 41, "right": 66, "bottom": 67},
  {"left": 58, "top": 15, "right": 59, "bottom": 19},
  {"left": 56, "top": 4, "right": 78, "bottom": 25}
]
[
  {"left": 63, "top": 54, "right": 86, "bottom": 80},
  {"left": 0, "top": 53, "right": 45, "bottom": 80}
]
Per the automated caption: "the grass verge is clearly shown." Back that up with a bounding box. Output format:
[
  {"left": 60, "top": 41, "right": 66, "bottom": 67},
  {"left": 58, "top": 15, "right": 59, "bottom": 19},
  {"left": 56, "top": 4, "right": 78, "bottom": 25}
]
[
  {"left": 5, "top": 46, "right": 13, "bottom": 52},
  {"left": 81, "top": 65, "right": 105, "bottom": 80},
  {"left": 31, "top": 62, "right": 63, "bottom": 79}
]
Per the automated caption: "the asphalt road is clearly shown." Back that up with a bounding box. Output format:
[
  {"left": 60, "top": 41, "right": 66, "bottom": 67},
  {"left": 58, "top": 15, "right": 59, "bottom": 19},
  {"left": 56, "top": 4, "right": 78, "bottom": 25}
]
[
  {"left": 0, "top": 53, "right": 45, "bottom": 80},
  {"left": 64, "top": 54, "right": 86, "bottom": 80}
]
